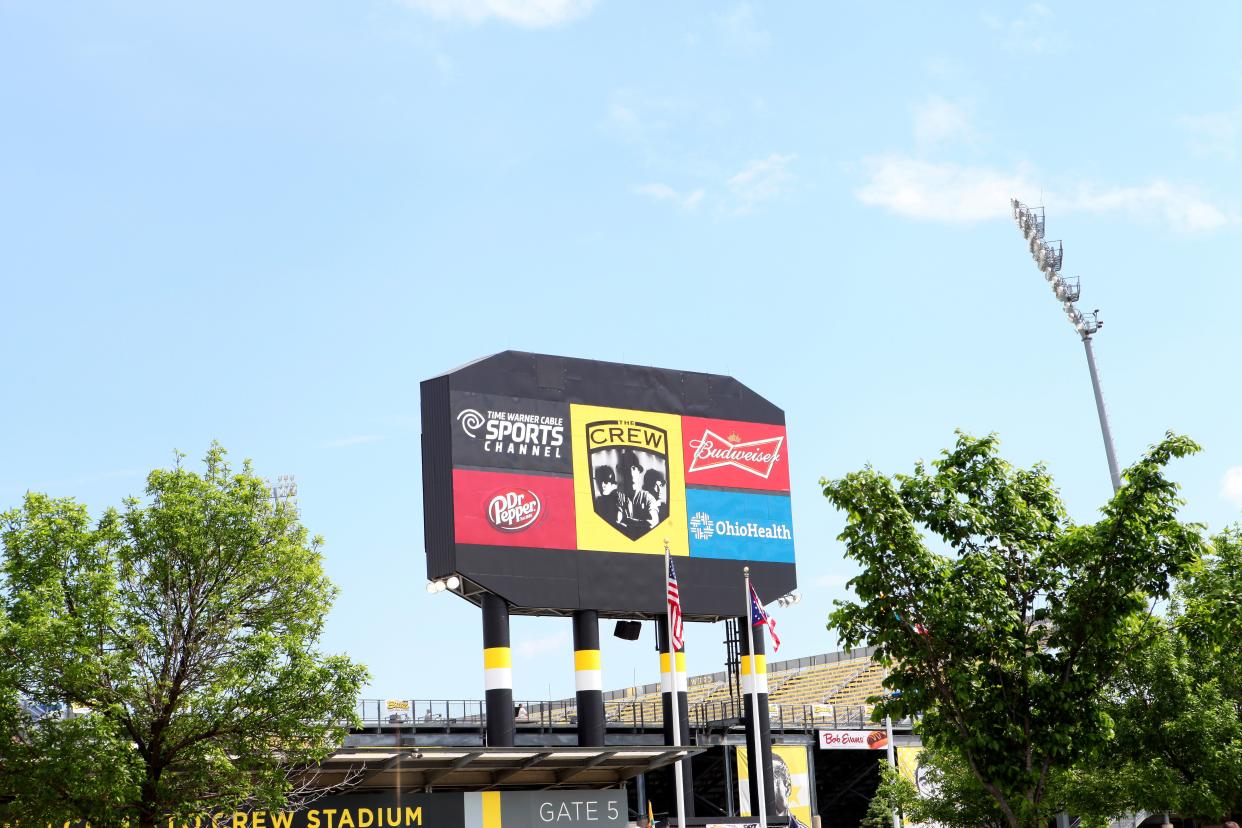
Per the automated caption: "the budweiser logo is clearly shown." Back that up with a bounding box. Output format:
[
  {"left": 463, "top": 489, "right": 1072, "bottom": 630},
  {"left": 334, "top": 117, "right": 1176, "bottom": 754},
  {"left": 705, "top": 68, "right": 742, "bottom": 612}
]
[
  {"left": 687, "top": 429, "right": 784, "bottom": 479},
  {"left": 487, "top": 488, "right": 542, "bottom": 531}
]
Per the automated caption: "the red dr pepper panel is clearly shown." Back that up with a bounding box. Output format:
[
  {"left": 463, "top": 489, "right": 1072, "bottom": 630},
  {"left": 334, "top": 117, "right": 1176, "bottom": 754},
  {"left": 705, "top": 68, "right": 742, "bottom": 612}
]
[{"left": 453, "top": 469, "right": 577, "bottom": 549}]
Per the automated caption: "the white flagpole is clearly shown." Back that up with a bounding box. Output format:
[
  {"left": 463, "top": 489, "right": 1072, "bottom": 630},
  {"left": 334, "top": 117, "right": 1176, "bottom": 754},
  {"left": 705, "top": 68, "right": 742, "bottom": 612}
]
[
  {"left": 665, "top": 542, "right": 688, "bottom": 828},
  {"left": 743, "top": 567, "right": 769, "bottom": 828}
]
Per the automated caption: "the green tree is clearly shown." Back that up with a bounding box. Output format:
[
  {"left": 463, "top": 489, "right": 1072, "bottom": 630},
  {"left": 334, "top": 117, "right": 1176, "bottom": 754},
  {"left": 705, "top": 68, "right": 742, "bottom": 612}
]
[
  {"left": 0, "top": 445, "right": 368, "bottom": 828},
  {"left": 1062, "top": 527, "right": 1242, "bottom": 823},
  {"left": 863, "top": 749, "right": 1009, "bottom": 828},
  {"left": 822, "top": 432, "right": 1204, "bottom": 828}
]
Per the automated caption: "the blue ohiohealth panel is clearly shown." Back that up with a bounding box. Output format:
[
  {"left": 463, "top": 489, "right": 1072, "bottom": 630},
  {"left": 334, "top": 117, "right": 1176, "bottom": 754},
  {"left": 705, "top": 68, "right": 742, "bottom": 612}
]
[{"left": 686, "top": 489, "right": 795, "bottom": 562}]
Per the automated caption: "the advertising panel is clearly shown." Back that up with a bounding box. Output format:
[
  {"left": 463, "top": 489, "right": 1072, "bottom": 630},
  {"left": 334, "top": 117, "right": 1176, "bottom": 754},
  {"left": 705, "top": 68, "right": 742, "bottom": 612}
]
[
  {"left": 570, "top": 404, "right": 687, "bottom": 556},
  {"left": 451, "top": 391, "right": 572, "bottom": 475},
  {"left": 686, "top": 490, "right": 794, "bottom": 562},
  {"left": 452, "top": 469, "right": 576, "bottom": 549},
  {"left": 896, "top": 746, "right": 944, "bottom": 828},
  {"left": 817, "top": 729, "right": 889, "bottom": 750},
  {"left": 422, "top": 352, "right": 798, "bottom": 617},
  {"left": 736, "top": 745, "right": 813, "bottom": 828},
  {"left": 682, "top": 416, "right": 790, "bottom": 492}
]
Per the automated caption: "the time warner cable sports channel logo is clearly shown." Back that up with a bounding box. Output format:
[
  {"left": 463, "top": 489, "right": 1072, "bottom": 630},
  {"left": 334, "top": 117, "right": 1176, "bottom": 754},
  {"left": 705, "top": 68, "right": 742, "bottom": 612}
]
[{"left": 457, "top": 407, "right": 565, "bottom": 458}]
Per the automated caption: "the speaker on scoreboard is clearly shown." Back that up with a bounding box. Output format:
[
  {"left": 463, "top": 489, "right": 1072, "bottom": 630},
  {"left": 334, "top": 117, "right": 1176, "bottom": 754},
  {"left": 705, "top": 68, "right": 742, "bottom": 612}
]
[{"left": 613, "top": 620, "right": 642, "bottom": 641}]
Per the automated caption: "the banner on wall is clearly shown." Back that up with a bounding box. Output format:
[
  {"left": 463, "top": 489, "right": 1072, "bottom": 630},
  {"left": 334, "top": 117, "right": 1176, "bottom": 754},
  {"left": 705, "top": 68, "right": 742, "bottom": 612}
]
[
  {"left": 817, "top": 729, "right": 888, "bottom": 750},
  {"left": 736, "top": 745, "right": 813, "bottom": 828},
  {"left": 896, "top": 746, "right": 944, "bottom": 828}
]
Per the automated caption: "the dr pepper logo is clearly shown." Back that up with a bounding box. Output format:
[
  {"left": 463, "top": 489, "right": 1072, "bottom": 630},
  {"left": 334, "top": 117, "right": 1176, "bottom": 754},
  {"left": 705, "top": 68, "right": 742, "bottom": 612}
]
[{"left": 487, "top": 487, "right": 542, "bottom": 532}]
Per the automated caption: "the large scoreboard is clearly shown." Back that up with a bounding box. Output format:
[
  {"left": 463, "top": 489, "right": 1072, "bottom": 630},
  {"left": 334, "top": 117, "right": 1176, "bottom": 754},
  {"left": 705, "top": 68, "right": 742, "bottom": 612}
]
[{"left": 421, "top": 352, "right": 796, "bottom": 619}]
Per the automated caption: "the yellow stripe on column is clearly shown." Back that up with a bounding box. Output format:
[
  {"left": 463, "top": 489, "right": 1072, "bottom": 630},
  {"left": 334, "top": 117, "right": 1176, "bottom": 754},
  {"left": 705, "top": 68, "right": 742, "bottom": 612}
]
[
  {"left": 740, "top": 655, "right": 768, "bottom": 694},
  {"left": 482, "top": 791, "right": 502, "bottom": 828},
  {"left": 659, "top": 652, "right": 687, "bottom": 693},
  {"left": 484, "top": 647, "right": 513, "bottom": 691},
  {"left": 574, "top": 649, "right": 601, "bottom": 671},
  {"left": 483, "top": 647, "right": 512, "bottom": 669},
  {"left": 575, "top": 648, "right": 602, "bottom": 692}
]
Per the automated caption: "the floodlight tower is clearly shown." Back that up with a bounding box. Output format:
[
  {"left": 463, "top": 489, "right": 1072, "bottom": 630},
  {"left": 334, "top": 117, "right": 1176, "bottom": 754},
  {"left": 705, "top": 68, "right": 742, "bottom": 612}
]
[{"left": 1011, "top": 199, "right": 1122, "bottom": 493}]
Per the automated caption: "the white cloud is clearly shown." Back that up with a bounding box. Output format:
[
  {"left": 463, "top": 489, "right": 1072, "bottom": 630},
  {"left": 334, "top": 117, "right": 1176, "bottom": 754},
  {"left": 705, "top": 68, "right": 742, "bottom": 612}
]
[
  {"left": 633, "top": 182, "right": 704, "bottom": 211},
  {"left": 515, "top": 629, "right": 571, "bottom": 657},
  {"left": 913, "top": 96, "right": 975, "bottom": 148},
  {"left": 727, "top": 152, "right": 796, "bottom": 213},
  {"left": 983, "top": 3, "right": 1059, "bottom": 54},
  {"left": 1222, "top": 467, "right": 1242, "bottom": 508},
  {"left": 322, "top": 434, "right": 388, "bottom": 448},
  {"left": 397, "top": 0, "right": 595, "bottom": 28},
  {"left": 1061, "top": 181, "right": 1234, "bottom": 233},
  {"left": 717, "top": 3, "right": 770, "bottom": 54},
  {"left": 1179, "top": 109, "right": 1241, "bottom": 161},
  {"left": 855, "top": 156, "right": 1035, "bottom": 223},
  {"left": 856, "top": 157, "right": 1237, "bottom": 232}
]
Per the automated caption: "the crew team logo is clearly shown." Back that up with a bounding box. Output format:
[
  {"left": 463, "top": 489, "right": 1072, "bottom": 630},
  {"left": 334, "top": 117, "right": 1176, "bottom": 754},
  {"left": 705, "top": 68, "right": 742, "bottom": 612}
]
[
  {"left": 687, "top": 429, "right": 784, "bottom": 479},
  {"left": 586, "top": 420, "right": 670, "bottom": 541}
]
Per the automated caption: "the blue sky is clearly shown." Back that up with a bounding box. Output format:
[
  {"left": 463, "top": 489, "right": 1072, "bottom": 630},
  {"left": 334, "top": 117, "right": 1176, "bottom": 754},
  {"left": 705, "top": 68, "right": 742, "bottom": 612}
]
[{"left": 3, "top": 0, "right": 1241, "bottom": 703}]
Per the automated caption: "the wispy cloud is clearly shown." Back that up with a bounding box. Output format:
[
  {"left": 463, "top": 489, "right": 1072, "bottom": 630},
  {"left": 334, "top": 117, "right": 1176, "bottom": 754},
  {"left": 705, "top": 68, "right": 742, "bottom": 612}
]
[
  {"left": 717, "top": 3, "right": 770, "bottom": 54},
  {"left": 727, "top": 152, "right": 796, "bottom": 213},
  {"left": 633, "top": 182, "right": 704, "bottom": 211},
  {"left": 856, "top": 156, "right": 1035, "bottom": 223},
  {"left": 983, "top": 3, "right": 1059, "bottom": 54},
  {"left": 1179, "top": 109, "right": 1241, "bottom": 161},
  {"left": 856, "top": 156, "right": 1237, "bottom": 233},
  {"left": 913, "top": 96, "right": 976, "bottom": 148},
  {"left": 1222, "top": 467, "right": 1242, "bottom": 508},
  {"left": 322, "top": 435, "right": 388, "bottom": 449},
  {"left": 1062, "top": 181, "right": 1233, "bottom": 233},
  {"left": 516, "top": 629, "right": 571, "bottom": 657},
  {"left": 396, "top": 0, "right": 595, "bottom": 28}
]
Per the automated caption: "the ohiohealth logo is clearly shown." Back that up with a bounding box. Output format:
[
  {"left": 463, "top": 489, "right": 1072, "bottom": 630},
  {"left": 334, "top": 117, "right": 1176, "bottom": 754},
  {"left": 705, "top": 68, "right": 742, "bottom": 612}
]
[
  {"left": 689, "top": 511, "right": 715, "bottom": 541},
  {"left": 690, "top": 510, "right": 793, "bottom": 543}
]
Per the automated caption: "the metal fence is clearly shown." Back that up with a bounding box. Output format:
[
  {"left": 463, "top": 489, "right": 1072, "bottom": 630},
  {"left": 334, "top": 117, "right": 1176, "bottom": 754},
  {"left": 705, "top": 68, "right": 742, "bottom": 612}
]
[{"left": 356, "top": 698, "right": 878, "bottom": 733}]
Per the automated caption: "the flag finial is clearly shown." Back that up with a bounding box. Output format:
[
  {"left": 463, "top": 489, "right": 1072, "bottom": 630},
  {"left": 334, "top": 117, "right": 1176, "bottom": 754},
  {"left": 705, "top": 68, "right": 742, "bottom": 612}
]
[{"left": 743, "top": 565, "right": 750, "bottom": 574}]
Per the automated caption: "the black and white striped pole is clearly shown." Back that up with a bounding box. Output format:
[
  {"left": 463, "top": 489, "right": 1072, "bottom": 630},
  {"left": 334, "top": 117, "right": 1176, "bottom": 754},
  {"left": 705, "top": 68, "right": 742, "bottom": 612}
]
[
  {"left": 573, "top": 610, "right": 605, "bottom": 746},
  {"left": 481, "top": 592, "right": 514, "bottom": 747},
  {"left": 741, "top": 567, "right": 772, "bottom": 828}
]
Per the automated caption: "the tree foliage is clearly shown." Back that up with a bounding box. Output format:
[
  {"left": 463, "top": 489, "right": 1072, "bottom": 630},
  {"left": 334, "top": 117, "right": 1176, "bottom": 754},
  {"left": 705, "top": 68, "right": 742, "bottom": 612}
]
[
  {"left": 822, "top": 432, "right": 1204, "bottom": 828},
  {"left": 0, "top": 445, "right": 368, "bottom": 827},
  {"left": 1062, "top": 527, "right": 1242, "bottom": 823}
]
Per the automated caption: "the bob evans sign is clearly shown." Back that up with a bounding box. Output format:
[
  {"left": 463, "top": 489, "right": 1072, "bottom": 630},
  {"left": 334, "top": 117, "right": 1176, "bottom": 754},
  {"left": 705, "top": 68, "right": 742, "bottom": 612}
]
[
  {"left": 116, "top": 790, "right": 624, "bottom": 828},
  {"left": 817, "top": 729, "right": 889, "bottom": 750}
]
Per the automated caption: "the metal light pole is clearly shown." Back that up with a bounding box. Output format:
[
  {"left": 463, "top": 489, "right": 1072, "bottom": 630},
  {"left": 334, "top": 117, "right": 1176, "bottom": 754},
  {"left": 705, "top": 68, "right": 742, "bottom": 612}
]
[
  {"left": 1011, "top": 199, "right": 1122, "bottom": 494},
  {"left": 1012, "top": 199, "right": 1123, "bottom": 828}
]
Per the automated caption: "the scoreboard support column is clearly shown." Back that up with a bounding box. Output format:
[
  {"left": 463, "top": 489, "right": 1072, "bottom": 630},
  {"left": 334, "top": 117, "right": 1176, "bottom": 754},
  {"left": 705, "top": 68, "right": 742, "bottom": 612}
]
[
  {"left": 739, "top": 615, "right": 775, "bottom": 819},
  {"left": 656, "top": 617, "right": 694, "bottom": 819},
  {"left": 482, "top": 593, "right": 514, "bottom": 747},
  {"left": 572, "top": 610, "right": 605, "bottom": 746}
]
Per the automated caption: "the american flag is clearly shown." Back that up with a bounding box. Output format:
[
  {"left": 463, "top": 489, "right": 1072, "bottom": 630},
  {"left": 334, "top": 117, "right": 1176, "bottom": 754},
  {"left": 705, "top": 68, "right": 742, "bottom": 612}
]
[
  {"left": 667, "top": 556, "right": 684, "bottom": 652},
  {"left": 749, "top": 584, "right": 781, "bottom": 652}
]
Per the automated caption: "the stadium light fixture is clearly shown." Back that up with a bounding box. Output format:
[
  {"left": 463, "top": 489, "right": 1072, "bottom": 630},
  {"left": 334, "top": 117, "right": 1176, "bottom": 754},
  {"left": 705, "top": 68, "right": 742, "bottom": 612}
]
[
  {"left": 425, "top": 575, "right": 462, "bottom": 594},
  {"left": 1010, "top": 199, "right": 1121, "bottom": 492},
  {"left": 776, "top": 591, "right": 801, "bottom": 608}
]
